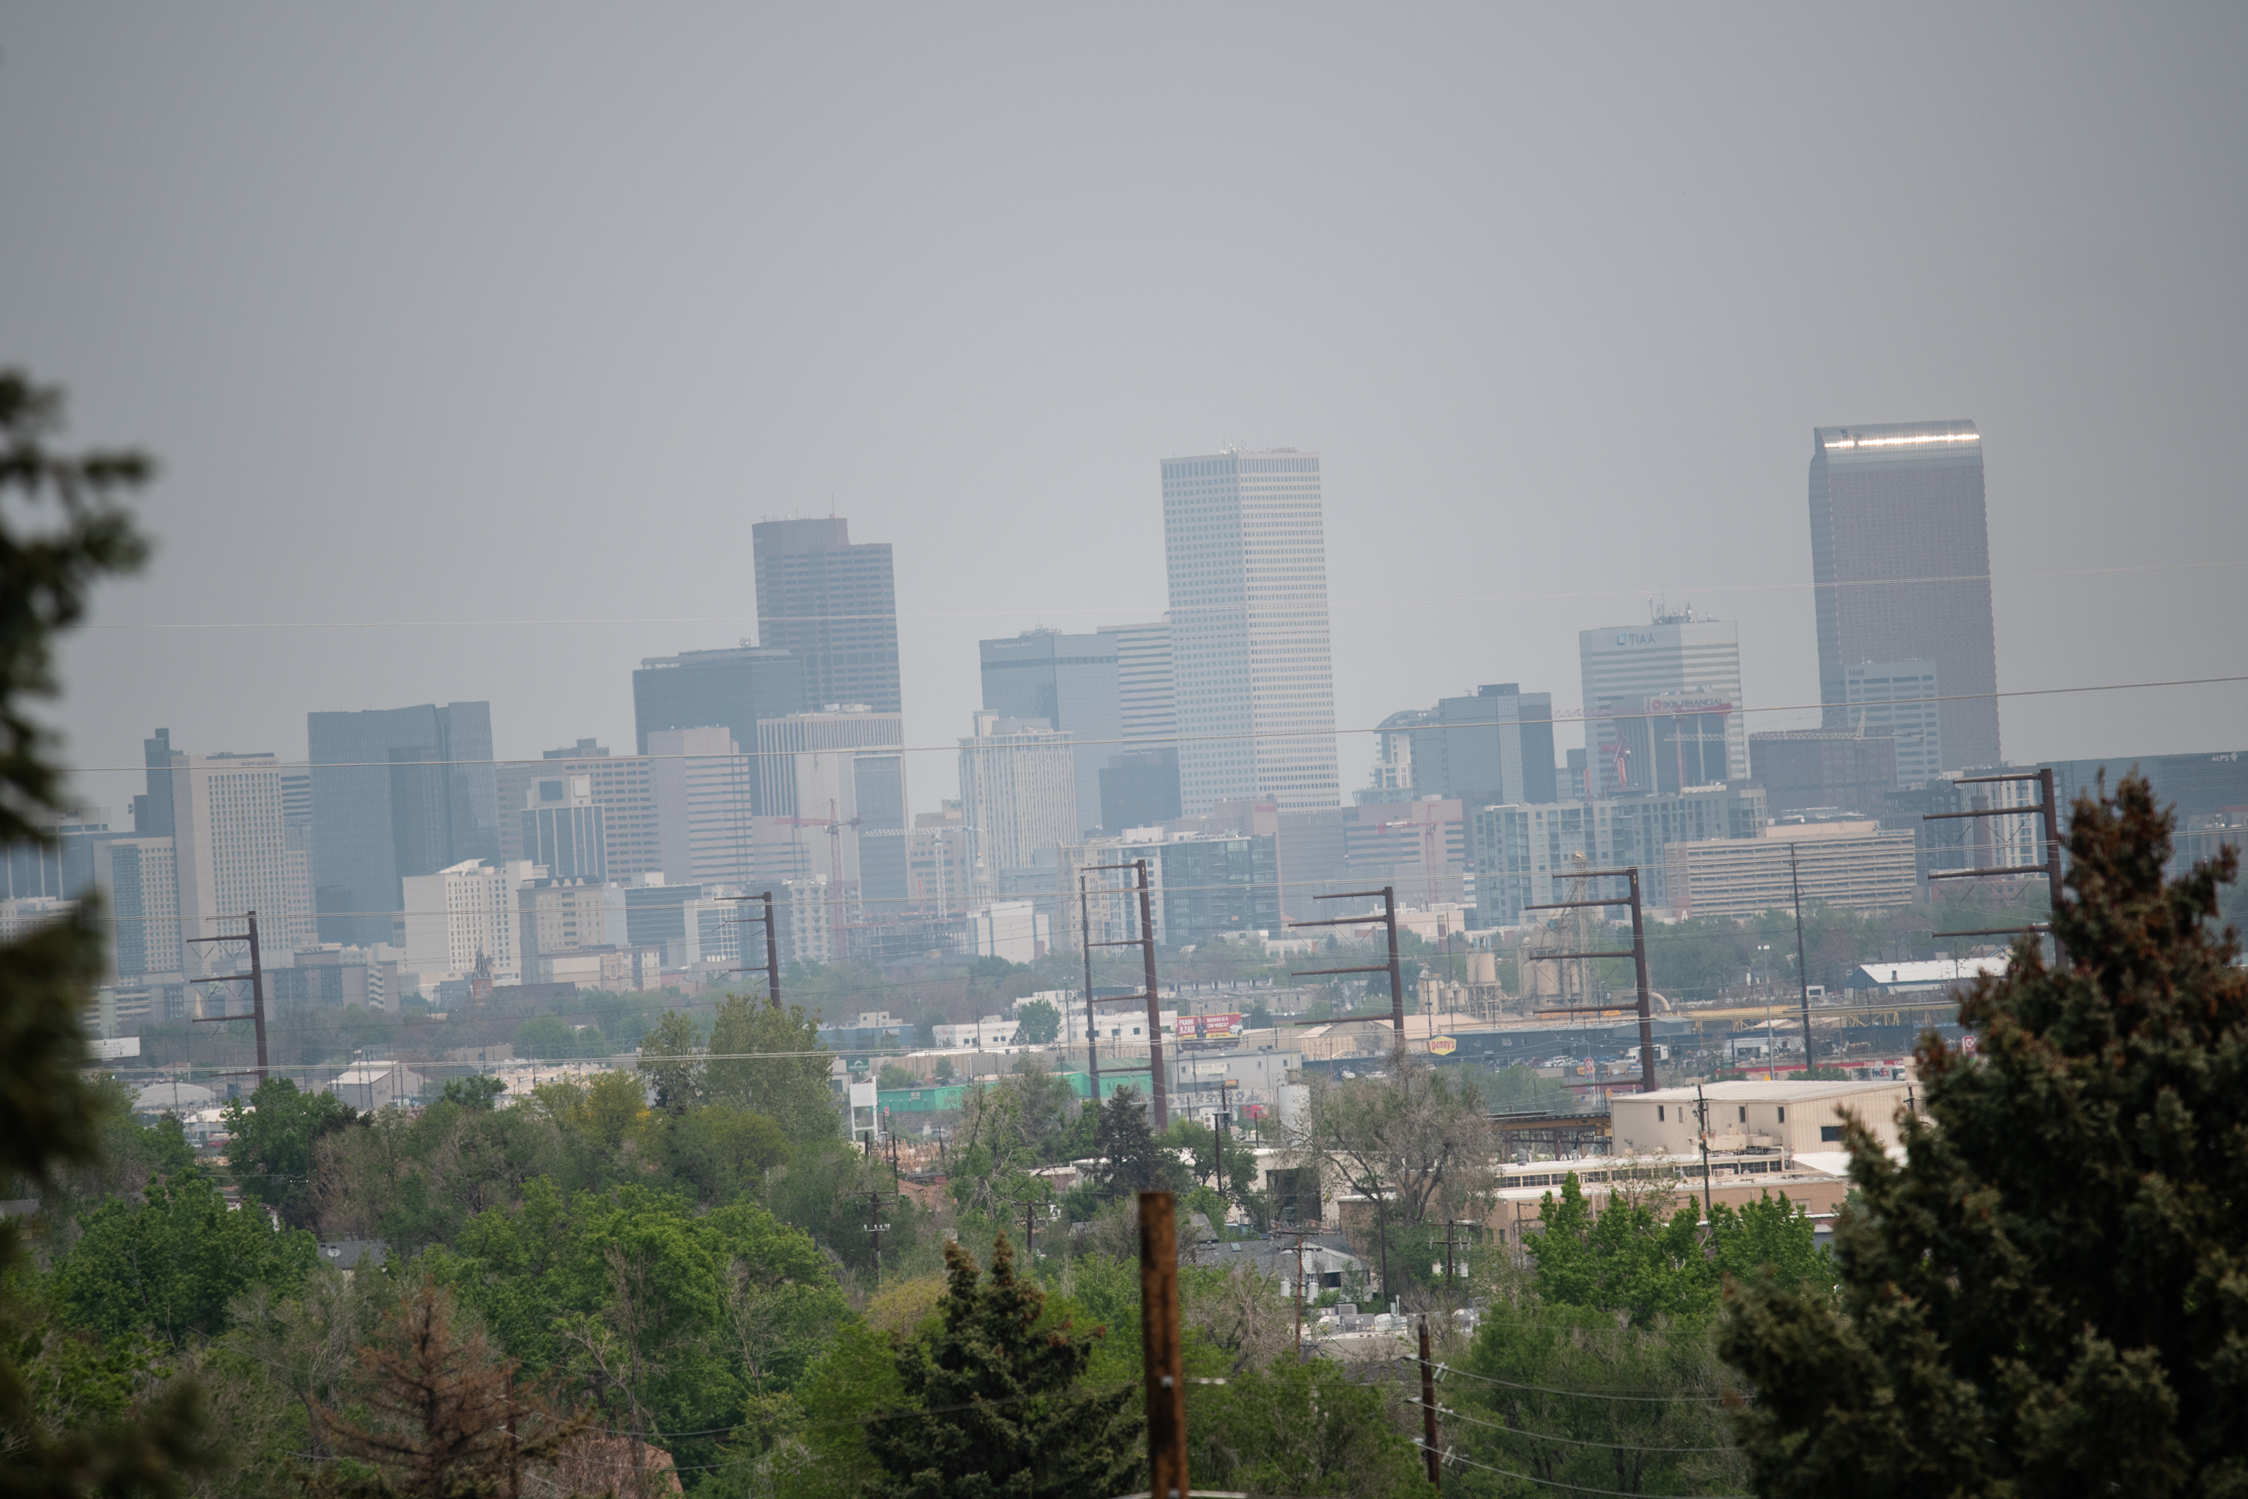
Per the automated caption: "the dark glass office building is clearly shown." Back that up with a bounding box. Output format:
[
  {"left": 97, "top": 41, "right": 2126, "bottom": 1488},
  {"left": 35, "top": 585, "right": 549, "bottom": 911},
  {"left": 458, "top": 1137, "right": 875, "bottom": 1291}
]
[
  {"left": 751, "top": 518, "right": 902, "bottom": 713},
  {"left": 631, "top": 645, "right": 806, "bottom": 803},
  {"left": 308, "top": 702, "right": 500, "bottom": 945},
  {"left": 1811, "top": 422, "right": 2001, "bottom": 770},
  {"left": 980, "top": 629, "right": 1122, "bottom": 835},
  {"left": 1406, "top": 684, "right": 1558, "bottom": 806}
]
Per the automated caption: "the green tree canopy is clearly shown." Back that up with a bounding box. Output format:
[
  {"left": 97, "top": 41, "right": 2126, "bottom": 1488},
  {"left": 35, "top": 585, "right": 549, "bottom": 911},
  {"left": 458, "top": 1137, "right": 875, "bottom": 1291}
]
[
  {"left": 1721, "top": 774, "right": 2248, "bottom": 1495},
  {"left": 864, "top": 1234, "right": 1139, "bottom": 1499},
  {"left": 55, "top": 1173, "right": 318, "bottom": 1349},
  {"left": 1013, "top": 998, "right": 1061, "bottom": 1046},
  {"left": 222, "top": 1076, "right": 358, "bottom": 1228}
]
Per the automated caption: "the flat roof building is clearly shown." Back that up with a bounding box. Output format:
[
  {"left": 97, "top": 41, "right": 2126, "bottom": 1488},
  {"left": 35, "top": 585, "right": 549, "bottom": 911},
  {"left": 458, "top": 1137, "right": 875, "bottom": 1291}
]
[
  {"left": 1577, "top": 609, "right": 1746, "bottom": 798},
  {"left": 1613, "top": 1079, "right": 1915, "bottom": 1157},
  {"left": 1665, "top": 820, "right": 1919, "bottom": 920},
  {"left": 1162, "top": 449, "right": 1340, "bottom": 814},
  {"left": 1811, "top": 422, "right": 2000, "bottom": 769}
]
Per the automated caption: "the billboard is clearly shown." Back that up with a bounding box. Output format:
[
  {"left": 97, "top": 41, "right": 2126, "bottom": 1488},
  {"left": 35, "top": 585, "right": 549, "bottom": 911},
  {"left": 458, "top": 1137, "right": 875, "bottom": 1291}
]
[
  {"left": 1425, "top": 1035, "right": 1457, "bottom": 1056},
  {"left": 1174, "top": 1014, "right": 1244, "bottom": 1041}
]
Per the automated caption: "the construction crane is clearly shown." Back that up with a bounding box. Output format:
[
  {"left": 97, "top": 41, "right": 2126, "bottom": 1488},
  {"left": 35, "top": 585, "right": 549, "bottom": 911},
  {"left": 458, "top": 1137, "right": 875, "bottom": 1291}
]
[
  {"left": 1375, "top": 811, "right": 1447, "bottom": 910},
  {"left": 772, "top": 798, "right": 861, "bottom": 962}
]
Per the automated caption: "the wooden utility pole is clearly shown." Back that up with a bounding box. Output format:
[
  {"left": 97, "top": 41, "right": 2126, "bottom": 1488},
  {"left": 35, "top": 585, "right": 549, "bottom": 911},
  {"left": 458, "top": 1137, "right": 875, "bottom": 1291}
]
[
  {"left": 1138, "top": 1191, "right": 1188, "bottom": 1499},
  {"left": 1078, "top": 871, "right": 1100, "bottom": 1100},
  {"left": 189, "top": 909, "right": 268, "bottom": 1081},
  {"left": 1137, "top": 862, "right": 1167, "bottom": 1129},
  {"left": 1788, "top": 844, "right": 1816, "bottom": 1072},
  {"left": 1083, "top": 859, "right": 1168, "bottom": 1128},
  {"left": 1927, "top": 766, "right": 2069, "bottom": 965},
  {"left": 1418, "top": 1316, "right": 1442, "bottom": 1489},
  {"left": 726, "top": 891, "right": 783, "bottom": 1004},
  {"left": 1276, "top": 1224, "right": 1319, "bottom": 1356},
  {"left": 1286, "top": 886, "right": 1407, "bottom": 1038},
  {"left": 1521, "top": 867, "right": 1658, "bottom": 1094}
]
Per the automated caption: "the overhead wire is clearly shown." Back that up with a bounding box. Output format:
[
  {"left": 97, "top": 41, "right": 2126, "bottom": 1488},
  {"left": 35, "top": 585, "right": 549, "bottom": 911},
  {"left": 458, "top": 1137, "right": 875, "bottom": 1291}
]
[
  {"left": 63, "top": 557, "right": 2248, "bottom": 631},
  {"left": 1425, "top": 1442, "right": 1746, "bottom": 1498}
]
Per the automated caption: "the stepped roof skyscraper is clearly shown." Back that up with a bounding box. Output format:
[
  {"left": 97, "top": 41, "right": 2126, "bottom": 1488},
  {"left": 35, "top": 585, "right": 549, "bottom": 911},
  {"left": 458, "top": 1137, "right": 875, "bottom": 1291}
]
[
  {"left": 1160, "top": 448, "right": 1340, "bottom": 813},
  {"left": 1809, "top": 421, "right": 2000, "bottom": 770},
  {"left": 751, "top": 517, "right": 901, "bottom": 714}
]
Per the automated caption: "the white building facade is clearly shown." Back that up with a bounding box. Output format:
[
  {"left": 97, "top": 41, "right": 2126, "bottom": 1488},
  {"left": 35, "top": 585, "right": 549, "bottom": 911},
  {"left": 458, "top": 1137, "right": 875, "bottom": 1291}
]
[
  {"left": 169, "top": 752, "right": 318, "bottom": 973},
  {"left": 1576, "top": 610, "right": 1748, "bottom": 798},
  {"left": 1160, "top": 449, "right": 1341, "bottom": 814},
  {"left": 401, "top": 858, "right": 534, "bottom": 982},
  {"left": 958, "top": 713, "right": 1077, "bottom": 874}
]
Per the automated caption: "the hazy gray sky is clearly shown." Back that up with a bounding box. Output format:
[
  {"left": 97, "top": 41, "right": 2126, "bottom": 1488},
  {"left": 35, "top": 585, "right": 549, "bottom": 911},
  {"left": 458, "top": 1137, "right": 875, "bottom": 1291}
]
[{"left": 6, "top": 4, "right": 2244, "bottom": 815}]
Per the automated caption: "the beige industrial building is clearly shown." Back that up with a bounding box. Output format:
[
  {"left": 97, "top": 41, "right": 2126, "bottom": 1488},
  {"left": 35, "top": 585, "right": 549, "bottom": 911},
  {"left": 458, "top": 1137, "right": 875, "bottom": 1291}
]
[
  {"left": 1612, "top": 1079, "right": 1914, "bottom": 1156},
  {"left": 1663, "top": 820, "right": 1917, "bottom": 919}
]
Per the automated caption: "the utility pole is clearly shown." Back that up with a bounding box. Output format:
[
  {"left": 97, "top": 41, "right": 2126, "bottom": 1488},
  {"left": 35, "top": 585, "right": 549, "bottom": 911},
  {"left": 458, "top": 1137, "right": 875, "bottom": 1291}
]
[
  {"left": 861, "top": 1177, "right": 901, "bottom": 1289},
  {"left": 1788, "top": 844, "right": 1815, "bottom": 1073},
  {"left": 189, "top": 910, "right": 267, "bottom": 1082},
  {"left": 1285, "top": 1231, "right": 1312, "bottom": 1357},
  {"left": 1138, "top": 1191, "right": 1188, "bottom": 1499},
  {"left": 1138, "top": 862, "right": 1167, "bottom": 1130},
  {"left": 1214, "top": 1078, "right": 1232, "bottom": 1200},
  {"left": 1418, "top": 1316, "right": 1443, "bottom": 1489},
  {"left": 1694, "top": 1083, "right": 1713, "bottom": 1220},
  {"left": 1083, "top": 860, "right": 1168, "bottom": 1127},
  {"left": 1285, "top": 886, "right": 1406, "bottom": 1039},
  {"left": 1520, "top": 868, "right": 1658, "bottom": 1094},
  {"left": 725, "top": 892, "right": 783, "bottom": 1005},
  {"left": 1079, "top": 871, "right": 1100, "bottom": 1101},
  {"left": 1925, "top": 766, "right": 2068, "bottom": 964}
]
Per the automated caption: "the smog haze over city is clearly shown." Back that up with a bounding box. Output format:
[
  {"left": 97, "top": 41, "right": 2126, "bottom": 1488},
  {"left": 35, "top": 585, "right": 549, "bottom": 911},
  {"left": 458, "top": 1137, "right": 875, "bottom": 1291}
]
[{"left": 4, "top": 5, "right": 2243, "bottom": 800}]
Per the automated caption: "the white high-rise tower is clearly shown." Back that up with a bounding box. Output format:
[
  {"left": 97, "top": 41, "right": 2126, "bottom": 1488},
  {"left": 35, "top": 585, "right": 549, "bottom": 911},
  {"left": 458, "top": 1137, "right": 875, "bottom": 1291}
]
[{"left": 1161, "top": 448, "right": 1340, "bottom": 814}]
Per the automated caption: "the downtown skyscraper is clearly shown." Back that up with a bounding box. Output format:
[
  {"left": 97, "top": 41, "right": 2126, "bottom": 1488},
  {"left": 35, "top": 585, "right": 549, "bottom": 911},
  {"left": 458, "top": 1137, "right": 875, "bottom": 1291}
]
[
  {"left": 751, "top": 518, "right": 902, "bottom": 713},
  {"left": 1809, "top": 421, "right": 2001, "bottom": 771},
  {"left": 1160, "top": 448, "right": 1340, "bottom": 814}
]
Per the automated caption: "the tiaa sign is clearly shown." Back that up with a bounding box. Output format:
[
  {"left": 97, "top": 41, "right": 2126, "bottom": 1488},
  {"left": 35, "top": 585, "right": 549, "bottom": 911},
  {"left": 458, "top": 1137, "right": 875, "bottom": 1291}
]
[{"left": 1426, "top": 1035, "right": 1458, "bottom": 1056}]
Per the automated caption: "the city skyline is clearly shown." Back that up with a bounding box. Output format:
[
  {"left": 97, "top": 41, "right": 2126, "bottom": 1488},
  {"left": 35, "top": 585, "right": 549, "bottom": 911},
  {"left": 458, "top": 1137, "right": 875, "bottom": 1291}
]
[{"left": 7, "top": 7, "right": 2242, "bottom": 831}]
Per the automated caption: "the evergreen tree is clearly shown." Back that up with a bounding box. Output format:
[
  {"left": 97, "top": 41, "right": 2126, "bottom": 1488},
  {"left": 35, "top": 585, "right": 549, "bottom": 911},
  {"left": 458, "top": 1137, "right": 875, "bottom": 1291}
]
[
  {"left": 1089, "top": 1088, "right": 1171, "bottom": 1199},
  {"left": 304, "top": 1277, "right": 584, "bottom": 1499},
  {"left": 865, "top": 1235, "right": 1139, "bottom": 1499},
  {"left": 0, "top": 368, "right": 212, "bottom": 1498},
  {"left": 1721, "top": 774, "right": 2248, "bottom": 1495}
]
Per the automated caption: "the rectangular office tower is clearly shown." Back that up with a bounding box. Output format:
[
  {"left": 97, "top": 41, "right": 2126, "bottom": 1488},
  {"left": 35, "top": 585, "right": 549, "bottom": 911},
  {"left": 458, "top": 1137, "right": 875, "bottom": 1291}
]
[
  {"left": 1577, "top": 610, "right": 1747, "bottom": 798},
  {"left": 979, "top": 629, "right": 1119, "bottom": 836},
  {"left": 632, "top": 646, "right": 805, "bottom": 794},
  {"left": 1160, "top": 449, "right": 1340, "bottom": 814},
  {"left": 1095, "top": 619, "right": 1181, "bottom": 830},
  {"left": 751, "top": 518, "right": 902, "bottom": 713},
  {"left": 1810, "top": 422, "right": 2000, "bottom": 770},
  {"left": 308, "top": 703, "right": 499, "bottom": 946},
  {"left": 1406, "top": 684, "right": 1558, "bottom": 806}
]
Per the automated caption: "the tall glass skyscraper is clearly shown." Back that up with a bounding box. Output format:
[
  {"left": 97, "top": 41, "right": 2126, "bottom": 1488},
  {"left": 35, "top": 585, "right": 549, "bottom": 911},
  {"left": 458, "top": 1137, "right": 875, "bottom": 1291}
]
[
  {"left": 1810, "top": 421, "right": 2000, "bottom": 770},
  {"left": 1160, "top": 448, "right": 1340, "bottom": 814},
  {"left": 307, "top": 702, "right": 499, "bottom": 945},
  {"left": 751, "top": 518, "right": 902, "bottom": 713}
]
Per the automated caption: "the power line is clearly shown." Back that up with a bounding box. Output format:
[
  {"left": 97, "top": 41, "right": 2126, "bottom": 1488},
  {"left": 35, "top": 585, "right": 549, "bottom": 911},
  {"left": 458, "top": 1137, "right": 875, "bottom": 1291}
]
[
  {"left": 1409, "top": 1398, "right": 1732, "bottom": 1452},
  {"left": 51, "top": 672, "right": 2248, "bottom": 775},
  {"left": 1428, "top": 1444, "right": 1745, "bottom": 1498},
  {"left": 66, "top": 558, "right": 2248, "bottom": 631},
  {"left": 1435, "top": 1363, "right": 1738, "bottom": 1405}
]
